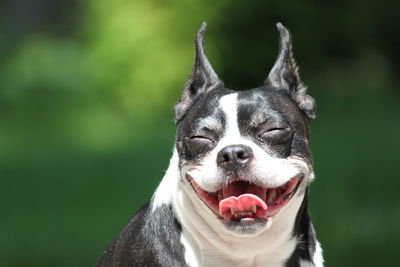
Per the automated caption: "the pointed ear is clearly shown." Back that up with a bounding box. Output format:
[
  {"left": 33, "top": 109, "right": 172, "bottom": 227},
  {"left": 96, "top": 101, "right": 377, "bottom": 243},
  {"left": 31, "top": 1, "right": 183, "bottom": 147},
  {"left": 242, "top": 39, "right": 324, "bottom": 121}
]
[
  {"left": 174, "top": 22, "right": 223, "bottom": 123},
  {"left": 266, "top": 23, "right": 316, "bottom": 119}
]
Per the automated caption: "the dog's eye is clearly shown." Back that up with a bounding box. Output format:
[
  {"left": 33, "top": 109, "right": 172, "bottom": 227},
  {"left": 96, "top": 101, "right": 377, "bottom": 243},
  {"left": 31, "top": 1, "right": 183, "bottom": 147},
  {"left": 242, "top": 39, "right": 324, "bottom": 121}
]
[
  {"left": 188, "top": 136, "right": 213, "bottom": 144},
  {"left": 185, "top": 136, "right": 215, "bottom": 154},
  {"left": 258, "top": 127, "right": 291, "bottom": 143}
]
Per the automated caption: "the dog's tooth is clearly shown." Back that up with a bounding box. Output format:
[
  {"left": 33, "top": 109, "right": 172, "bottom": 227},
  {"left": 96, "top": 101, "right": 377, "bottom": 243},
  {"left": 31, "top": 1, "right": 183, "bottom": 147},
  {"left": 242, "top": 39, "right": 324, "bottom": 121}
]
[
  {"left": 266, "top": 190, "right": 272, "bottom": 203},
  {"left": 271, "top": 190, "right": 276, "bottom": 199},
  {"left": 251, "top": 205, "right": 257, "bottom": 214},
  {"left": 267, "top": 189, "right": 276, "bottom": 203},
  {"left": 218, "top": 191, "right": 223, "bottom": 202},
  {"left": 270, "top": 189, "right": 277, "bottom": 201},
  {"left": 230, "top": 208, "right": 235, "bottom": 215}
]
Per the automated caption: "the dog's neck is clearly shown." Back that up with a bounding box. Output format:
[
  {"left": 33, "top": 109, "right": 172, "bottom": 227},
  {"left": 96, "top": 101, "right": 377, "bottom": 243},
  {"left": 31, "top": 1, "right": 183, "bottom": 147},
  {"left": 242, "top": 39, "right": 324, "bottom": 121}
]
[{"left": 153, "top": 150, "right": 311, "bottom": 267}]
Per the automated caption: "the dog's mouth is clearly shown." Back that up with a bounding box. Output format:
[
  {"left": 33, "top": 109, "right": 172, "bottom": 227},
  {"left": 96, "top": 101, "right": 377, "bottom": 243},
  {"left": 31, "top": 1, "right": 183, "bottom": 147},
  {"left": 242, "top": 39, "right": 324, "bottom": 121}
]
[{"left": 190, "top": 176, "right": 302, "bottom": 222}]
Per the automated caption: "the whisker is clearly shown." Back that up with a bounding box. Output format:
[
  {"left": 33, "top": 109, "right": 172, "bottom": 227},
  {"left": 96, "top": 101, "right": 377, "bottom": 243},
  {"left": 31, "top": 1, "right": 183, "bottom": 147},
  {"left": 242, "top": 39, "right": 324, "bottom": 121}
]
[{"left": 157, "top": 135, "right": 175, "bottom": 143}]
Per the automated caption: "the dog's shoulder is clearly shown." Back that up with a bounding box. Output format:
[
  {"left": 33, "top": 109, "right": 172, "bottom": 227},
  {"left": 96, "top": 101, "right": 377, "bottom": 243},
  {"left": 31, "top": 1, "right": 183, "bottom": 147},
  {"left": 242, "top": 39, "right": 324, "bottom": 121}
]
[{"left": 96, "top": 202, "right": 187, "bottom": 267}]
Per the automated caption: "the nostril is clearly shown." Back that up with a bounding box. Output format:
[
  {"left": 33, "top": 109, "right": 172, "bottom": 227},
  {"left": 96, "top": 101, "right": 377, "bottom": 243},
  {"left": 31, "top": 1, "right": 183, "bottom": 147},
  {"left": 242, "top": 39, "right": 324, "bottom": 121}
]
[
  {"left": 237, "top": 151, "right": 245, "bottom": 159},
  {"left": 223, "top": 154, "right": 230, "bottom": 162}
]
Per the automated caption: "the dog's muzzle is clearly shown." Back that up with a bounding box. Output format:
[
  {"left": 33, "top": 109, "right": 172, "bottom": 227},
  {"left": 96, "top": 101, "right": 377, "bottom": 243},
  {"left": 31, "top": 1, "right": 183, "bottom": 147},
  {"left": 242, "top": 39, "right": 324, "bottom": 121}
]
[{"left": 189, "top": 174, "right": 303, "bottom": 223}]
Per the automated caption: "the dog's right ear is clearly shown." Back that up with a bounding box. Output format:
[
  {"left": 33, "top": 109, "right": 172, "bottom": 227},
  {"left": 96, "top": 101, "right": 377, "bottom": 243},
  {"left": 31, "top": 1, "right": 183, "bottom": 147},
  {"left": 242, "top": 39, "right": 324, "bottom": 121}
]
[{"left": 174, "top": 22, "right": 223, "bottom": 123}]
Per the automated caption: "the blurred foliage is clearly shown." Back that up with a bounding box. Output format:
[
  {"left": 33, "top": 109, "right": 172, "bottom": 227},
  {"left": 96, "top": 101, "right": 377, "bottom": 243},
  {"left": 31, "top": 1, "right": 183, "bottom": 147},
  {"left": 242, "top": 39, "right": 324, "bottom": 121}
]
[{"left": 0, "top": 0, "right": 399, "bottom": 266}]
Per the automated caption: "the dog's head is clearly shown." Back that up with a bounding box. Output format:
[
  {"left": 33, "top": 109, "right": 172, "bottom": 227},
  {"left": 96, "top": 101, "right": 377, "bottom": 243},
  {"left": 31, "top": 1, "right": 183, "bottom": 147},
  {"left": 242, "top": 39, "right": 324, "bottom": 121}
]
[{"left": 174, "top": 23, "right": 315, "bottom": 234}]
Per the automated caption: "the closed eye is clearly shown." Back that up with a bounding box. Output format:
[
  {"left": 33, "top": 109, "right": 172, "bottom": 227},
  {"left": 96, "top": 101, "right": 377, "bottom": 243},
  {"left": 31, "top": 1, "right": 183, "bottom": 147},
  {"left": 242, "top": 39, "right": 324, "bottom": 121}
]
[
  {"left": 190, "top": 135, "right": 211, "bottom": 140},
  {"left": 266, "top": 127, "right": 286, "bottom": 132},
  {"left": 188, "top": 135, "right": 214, "bottom": 146},
  {"left": 258, "top": 127, "right": 291, "bottom": 143},
  {"left": 185, "top": 135, "right": 215, "bottom": 155}
]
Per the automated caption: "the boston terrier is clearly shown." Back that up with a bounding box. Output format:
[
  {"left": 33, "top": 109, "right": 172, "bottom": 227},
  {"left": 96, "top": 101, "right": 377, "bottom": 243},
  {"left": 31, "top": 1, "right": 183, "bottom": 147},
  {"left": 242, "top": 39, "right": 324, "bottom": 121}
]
[{"left": 97, "top": 22, "right": 324, "bottom": 267}]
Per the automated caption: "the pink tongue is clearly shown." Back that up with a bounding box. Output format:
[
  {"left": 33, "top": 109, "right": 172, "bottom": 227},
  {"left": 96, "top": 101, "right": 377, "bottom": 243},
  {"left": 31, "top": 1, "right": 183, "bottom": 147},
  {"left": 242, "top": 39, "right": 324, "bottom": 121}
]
[{"left": 219, "top": 193, "right": 268, "bottom": 217}]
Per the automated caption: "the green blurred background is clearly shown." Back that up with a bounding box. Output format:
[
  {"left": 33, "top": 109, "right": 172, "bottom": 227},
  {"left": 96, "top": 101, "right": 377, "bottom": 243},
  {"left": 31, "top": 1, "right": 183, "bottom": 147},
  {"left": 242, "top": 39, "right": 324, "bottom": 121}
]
[{"left": 1, "top": 0, "right": 399, "bottom": 266}]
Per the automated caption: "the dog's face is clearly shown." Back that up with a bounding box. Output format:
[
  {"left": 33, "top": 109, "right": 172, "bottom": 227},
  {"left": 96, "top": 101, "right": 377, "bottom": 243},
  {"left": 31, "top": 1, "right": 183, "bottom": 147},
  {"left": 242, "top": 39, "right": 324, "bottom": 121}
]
[{"left": 174, "top": 23, "right": 315, "bottom": 234}]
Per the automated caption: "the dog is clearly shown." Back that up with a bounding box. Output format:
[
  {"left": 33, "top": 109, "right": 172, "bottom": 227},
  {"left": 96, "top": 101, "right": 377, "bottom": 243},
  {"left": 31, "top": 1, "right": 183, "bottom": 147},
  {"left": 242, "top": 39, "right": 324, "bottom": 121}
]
[{"left": 97, "top": 22, "right": 324, "bottom": 267}]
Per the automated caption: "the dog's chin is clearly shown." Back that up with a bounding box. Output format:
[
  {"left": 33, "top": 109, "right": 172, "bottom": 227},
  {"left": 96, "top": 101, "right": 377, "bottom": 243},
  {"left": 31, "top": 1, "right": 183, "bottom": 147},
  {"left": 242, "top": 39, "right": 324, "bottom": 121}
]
[
  {"left": 189, "top": 175, "right": 303, "bottom": 234},
  {"left": 224, "top": 217, "right": 271, "bottom": 235}
]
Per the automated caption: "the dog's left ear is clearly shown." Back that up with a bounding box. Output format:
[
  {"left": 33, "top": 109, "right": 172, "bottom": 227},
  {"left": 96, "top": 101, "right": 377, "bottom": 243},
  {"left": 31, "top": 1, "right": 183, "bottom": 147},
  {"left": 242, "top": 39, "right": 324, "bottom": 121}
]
[
  {"left": 266, "top": 23, "right": 316, "bottom": 119},
  {"left": 174, "top": 22, "right": 223, "bottom": 123}
]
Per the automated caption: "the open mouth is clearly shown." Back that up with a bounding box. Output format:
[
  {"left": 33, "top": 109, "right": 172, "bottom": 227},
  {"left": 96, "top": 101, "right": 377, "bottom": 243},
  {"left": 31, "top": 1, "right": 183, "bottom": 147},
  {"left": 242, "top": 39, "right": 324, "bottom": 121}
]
[{"left": 191, "top": 176, "right": 302, "bottom": 222}]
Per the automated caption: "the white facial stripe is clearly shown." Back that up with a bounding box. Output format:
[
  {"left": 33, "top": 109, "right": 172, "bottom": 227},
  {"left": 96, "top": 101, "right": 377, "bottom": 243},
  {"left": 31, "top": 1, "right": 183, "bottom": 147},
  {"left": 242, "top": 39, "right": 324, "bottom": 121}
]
[
  {"left": 219, "top": 93, "right": 240, "bottom": 137},
  {"left": 216, "top": 93, "right": 250, "bottom": 151}
]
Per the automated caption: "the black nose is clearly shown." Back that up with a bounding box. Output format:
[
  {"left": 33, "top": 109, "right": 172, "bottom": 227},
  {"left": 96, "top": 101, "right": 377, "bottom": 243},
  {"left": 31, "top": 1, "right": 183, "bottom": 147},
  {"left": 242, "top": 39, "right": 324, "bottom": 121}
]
[{"left": 217, "top": 144, "right": 254, "bottom": 167}]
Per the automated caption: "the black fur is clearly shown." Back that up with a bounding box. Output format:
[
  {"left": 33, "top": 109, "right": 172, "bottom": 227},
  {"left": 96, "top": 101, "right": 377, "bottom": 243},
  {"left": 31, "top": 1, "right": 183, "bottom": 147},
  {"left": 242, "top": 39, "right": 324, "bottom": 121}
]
[
  {"left": 97, "top": 203, "right": 187, "bottom": 267},
  {"left": 285, "top": 189, "right": 316, "bottom": 267}
]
